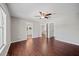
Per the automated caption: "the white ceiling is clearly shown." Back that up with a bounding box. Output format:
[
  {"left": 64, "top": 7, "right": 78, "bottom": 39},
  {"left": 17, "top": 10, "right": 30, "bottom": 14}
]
[{"left": 7, "top": 3, "right": 79, "bottom": 21}]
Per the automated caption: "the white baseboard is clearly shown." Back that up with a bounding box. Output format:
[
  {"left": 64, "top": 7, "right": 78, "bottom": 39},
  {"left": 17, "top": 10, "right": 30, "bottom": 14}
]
[
  {"left": 11, "top": 38, "right": 27, "bottom": 43},
  {"left": 11, "top": 36, "right": 40, "bottom": 43},
  {"left": 55, "top": 37, "right": 79, "bottom": 46},
  {"left": 5, "top": 44, "right": 11, "bottom": 56}
]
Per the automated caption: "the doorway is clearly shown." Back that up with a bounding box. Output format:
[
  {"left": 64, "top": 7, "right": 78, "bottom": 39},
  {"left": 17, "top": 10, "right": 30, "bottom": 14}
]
[
  {"left": 40, "top": 23, "right": 54, "bottom": 39},
  {"left": 27, "top": 24, "right": 33, "bottom": 40}
]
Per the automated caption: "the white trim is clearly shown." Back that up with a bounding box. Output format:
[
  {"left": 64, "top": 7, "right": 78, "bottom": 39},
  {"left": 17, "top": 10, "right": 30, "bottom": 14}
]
[
  {"left": 0, "top": 4, "right": 6, "bottom": 54},
  {"left": 0, "top": 43, "right": 11, "bottom": 56},
  {"left": 0, "top": 44, "right": 6, "bottom": 54},
  {"left": 55, "top": 37, "right": 79, "bottom": 46},
  {"left": 11, "top": 36, "right": 40, "bottom": 43},
  {"left": 4, "top": 44, "right": 10, "bottom": 56},
  {"left": 11, "top": 38, "right": 27, "bottom": 43}
]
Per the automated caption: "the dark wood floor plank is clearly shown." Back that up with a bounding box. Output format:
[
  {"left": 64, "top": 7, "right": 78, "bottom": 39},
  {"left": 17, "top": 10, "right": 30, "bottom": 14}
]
[{"left": 7, "top": 37, "right": 79, "bottom": 56}]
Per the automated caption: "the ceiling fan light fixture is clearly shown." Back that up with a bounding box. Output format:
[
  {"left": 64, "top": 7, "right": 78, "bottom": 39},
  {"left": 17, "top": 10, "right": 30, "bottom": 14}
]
[
  {"left": 41, "top": 16, "right": 45, "bottom": 19},
  {"left": 35, "top": 10, "right": 56, "bottom": 19}
]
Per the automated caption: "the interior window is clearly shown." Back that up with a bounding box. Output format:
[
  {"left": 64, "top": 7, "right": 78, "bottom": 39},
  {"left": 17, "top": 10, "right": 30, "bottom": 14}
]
[{"left": 0, "top": 6, "right": 6, "bottom": 50}]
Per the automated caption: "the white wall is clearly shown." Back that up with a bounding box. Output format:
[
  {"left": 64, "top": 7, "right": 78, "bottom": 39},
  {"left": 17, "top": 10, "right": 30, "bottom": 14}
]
[
  {"left": 0, "top": 4, "right": 11, "bottom": 56},
  {"left": 11, "top": 17, "right": 41, "bottom": 43},
  {"left": 48, "top": 23, "right": 54, "bottom": 38},
  {"left": 53, "top": 4, "right": 79, "bottom": 45},
  {"left": 32, "top": 22, "right": 41, "bottom": 38}
]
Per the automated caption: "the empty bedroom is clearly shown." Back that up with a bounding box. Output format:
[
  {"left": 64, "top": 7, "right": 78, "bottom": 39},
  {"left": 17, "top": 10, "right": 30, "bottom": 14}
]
[{"left": 0, "top": 3, "right": 79, "bottom": 56}]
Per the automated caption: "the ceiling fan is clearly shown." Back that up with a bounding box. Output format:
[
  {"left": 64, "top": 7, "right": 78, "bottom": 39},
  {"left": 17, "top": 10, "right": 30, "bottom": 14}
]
[{"left": 35, "top": 11, "right": 56, "bottom": 19}]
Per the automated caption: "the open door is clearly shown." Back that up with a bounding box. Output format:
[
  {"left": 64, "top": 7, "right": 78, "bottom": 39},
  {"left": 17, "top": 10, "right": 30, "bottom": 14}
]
[
  {"left": 27, "top": 24, "right": 33, "bottom": 39},
  {"left": 41, "top": 23, "right": 48, "bottom": 39},
  {"left": 40, "top": 23, "right": 54, "bottom": 39}
]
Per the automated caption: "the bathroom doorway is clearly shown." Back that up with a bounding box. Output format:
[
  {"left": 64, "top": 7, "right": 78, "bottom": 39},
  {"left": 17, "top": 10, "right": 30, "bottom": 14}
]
[{"left": 27, "top": 24, "right": 33, "bottom": 40}]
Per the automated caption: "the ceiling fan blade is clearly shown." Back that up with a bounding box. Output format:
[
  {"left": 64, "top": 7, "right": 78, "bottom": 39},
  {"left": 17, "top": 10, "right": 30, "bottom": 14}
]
[{"left": 45, "top": 13, "right": 52, "bottom": 16}]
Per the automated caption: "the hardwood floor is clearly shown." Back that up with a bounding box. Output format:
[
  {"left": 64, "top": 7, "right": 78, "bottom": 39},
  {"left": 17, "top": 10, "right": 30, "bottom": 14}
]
[{"left": 7, "top": 37, "right": 79, "bottom": 56}]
